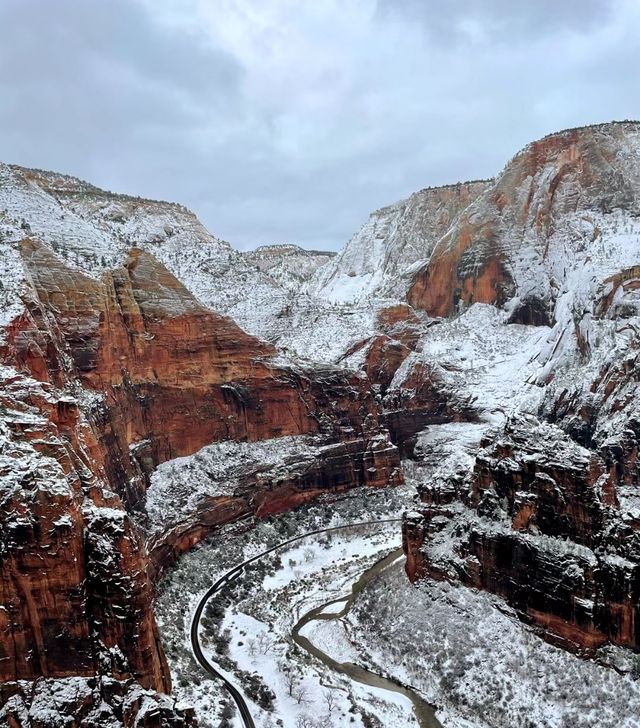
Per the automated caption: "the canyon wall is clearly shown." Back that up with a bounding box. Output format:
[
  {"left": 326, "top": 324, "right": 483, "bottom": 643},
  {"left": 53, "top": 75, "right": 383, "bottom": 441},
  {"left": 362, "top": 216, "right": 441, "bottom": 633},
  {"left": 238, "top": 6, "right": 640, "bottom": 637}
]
[
  {"left": 0, "top": 234, "right": 401, "bottom": 701},
  {"left": 3, "top": 121, "right": 640, "bottom": 723},
  {"left": 0, "top": 369, "right": 171, "bottom": 690},
  {"left": 402, "top": 122, "right": 640, "bottom": 653},
  {"left": 404, "top": 413, "right": 640, "bottom": 652}
]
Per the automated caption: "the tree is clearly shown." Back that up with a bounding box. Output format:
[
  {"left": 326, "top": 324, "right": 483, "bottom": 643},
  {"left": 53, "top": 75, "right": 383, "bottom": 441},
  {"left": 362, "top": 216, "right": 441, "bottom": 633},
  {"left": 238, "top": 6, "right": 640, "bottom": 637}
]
[
  {"left": 256, "top": 632, "right": 276, "bottom": 655},
  {"left": 303, "top": 547, "right": 315, "bottom": 563},
  {"left": 295, "top": 717, "right": 315, "bottom": 728},
  {"left": 283, "top": 670, "right": 297, "bottom": 697},
  {"left": 292, "top": 685, "right": 311, "bottom": 705},
  {"left": 323, "top": 690, "right": 337, "bottom": 713}
]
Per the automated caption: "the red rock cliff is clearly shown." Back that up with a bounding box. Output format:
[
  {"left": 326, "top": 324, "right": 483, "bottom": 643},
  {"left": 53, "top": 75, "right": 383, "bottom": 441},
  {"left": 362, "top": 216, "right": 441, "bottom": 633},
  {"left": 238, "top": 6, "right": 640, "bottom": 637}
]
[
  {"left": 408, "top": 122, "right": 640, "bottom": 321},
  {"left": 1, "top": 238, "right": 401, "bottom": 699},
  {"left": 0, "top": 369, "right": 170, "bottom": 691},
  {"left": 8, "top": 240, "right": 394, "bottom": 506}
]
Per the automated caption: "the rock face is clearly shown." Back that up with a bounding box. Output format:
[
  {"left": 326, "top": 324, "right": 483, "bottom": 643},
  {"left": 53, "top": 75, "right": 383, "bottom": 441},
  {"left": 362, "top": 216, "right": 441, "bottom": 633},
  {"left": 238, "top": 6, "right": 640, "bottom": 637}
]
[
  {"left": 7, "top": 239, "right": 395, "bottom": 507},
  {"left": 242, "top": 244, "right": 336, "bottom": 291},
  {"left": 399, "top": 123, "right": 640, "bottom": 654},
  {"left": 148, "top": 433, "right": 402, "bottom": 572},
  {"left": 0, "top": 230, "right": 400, "bottom": 707},
  {"left": 404, "top": 417, "right": 640, "bottom": 652},
  {"left": 0, "top": 677, "right": 197, "bottom": 728},
  {"left": 407, "top": 121, "right": 640, "bottom": 321},
  {"left": 0, "top": 369, "right": 170, "bottom": 690},
  {"left": 310, "top": 180, "right": 491, "bottom": 302}
]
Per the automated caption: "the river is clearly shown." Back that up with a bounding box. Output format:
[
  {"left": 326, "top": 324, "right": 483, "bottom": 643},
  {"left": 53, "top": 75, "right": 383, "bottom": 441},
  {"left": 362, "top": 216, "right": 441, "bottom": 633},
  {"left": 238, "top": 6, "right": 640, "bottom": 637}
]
[{"left": 292, "top": 547, "right": 442, "bottom": 728}]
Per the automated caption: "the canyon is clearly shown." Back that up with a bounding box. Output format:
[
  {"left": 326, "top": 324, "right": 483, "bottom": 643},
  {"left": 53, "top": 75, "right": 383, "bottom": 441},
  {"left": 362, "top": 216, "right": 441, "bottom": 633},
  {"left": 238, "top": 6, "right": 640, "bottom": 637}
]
[{"left": 0, "top": 120, "right": 639, "bottom": 727}]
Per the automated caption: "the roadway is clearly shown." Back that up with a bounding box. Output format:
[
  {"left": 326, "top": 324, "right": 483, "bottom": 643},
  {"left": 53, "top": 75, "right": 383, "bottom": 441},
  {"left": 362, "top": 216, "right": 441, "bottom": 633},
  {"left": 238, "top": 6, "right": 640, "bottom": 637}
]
[{"left": 189, "top": 518, "right": 402, "bottom": 728}]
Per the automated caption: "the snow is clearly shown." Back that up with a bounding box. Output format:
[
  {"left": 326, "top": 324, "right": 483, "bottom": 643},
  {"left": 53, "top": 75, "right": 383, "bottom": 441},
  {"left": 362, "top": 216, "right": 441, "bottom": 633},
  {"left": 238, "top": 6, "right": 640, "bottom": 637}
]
[
  {"left": 404, "top": 303, "right": 548, "bottom": 424},
  {"left": 0, "top": 161, "right": 408, "bottom": 365},
  {"left": 347, "top": 562, "right": 640, "bottom": 728},
  {"left": 213, "top": 526, "right": 417, "bottom": 728},
  {"left": 4, "top": 124, "right": 640, "bottom": 728},
  {"left": 308, "top": 180, "right": 490, "bottom": 303},
  {"left": 155, "top": 482, "right": 421, "bottom": 728},
  {"left": 146, "top": 435, "right": 326, "bottom": 531}
]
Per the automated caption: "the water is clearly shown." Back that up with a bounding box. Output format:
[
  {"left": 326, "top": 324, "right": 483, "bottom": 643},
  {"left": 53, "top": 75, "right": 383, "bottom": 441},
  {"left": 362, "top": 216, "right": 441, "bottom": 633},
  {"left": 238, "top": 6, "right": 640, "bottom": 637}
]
[{"left": 292, "top": 547, "right": 442, "bottom": 728}]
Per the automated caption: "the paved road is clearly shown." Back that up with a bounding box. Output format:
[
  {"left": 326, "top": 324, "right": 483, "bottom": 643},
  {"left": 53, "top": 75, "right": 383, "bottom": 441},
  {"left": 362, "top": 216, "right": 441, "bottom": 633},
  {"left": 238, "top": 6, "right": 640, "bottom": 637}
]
[{"left": 189, "top": 518, "right": 403, "bottom": 728}]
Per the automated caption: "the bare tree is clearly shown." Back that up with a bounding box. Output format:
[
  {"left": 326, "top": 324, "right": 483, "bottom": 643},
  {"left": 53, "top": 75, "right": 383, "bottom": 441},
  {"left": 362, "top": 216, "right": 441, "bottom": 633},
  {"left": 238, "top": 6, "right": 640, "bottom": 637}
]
[
  {"left": 256, "top": 633, "right": 276, "bottom": 655},
  {"left": 293, "top": 685, "right": 312, "bottom": 705},
  {"left": 295, "top": 717, "right": 315, "bottom": 728},
  {"left": 283, "top": 670, "right": 297, "bottom": 697},
  {"left": 323, "top": 689, "right": 337, "bottom": 713},
  {"left": 303, "top": 547, "right": 315, "bottom": 563}
]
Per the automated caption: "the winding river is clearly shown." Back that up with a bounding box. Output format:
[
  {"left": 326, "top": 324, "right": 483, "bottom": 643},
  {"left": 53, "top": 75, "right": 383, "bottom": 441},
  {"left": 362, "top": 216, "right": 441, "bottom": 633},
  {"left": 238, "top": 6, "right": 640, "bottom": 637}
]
[
  {"left": 292, "top": 547, "right": 442, "bottom": 728},
  {"left": 191, "top": 521, "right": 442, "bottom": 728}
]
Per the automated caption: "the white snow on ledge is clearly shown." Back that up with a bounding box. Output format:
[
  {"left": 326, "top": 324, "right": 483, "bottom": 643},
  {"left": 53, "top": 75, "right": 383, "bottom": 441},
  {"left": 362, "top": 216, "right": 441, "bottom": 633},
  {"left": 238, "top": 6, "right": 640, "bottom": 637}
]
[{"left": 146, "top": 435, "right": 326, "bottom": 530}]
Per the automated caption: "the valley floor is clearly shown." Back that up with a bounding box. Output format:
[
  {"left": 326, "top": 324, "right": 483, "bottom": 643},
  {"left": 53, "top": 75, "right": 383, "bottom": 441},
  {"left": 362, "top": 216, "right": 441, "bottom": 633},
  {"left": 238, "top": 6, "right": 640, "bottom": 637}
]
[{"left": 155, "top": 476, "right": 640, "bottom": 728}]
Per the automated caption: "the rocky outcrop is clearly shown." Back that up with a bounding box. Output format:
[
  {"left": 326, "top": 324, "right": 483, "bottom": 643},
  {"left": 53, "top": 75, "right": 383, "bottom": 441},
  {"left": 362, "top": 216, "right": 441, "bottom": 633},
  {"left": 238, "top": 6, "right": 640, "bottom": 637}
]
[
  {"left": 310, "top": 179, "right": 491, "bottom": 302},
  {"left": 0, "top": 369, "right": 170, "bottom": 691},
  {"left": 6, "top": 240, "right": 393, "bottom": 507},
  {"left": 242, "top": 244, "right": 336, "bottom": 291},
  {"left": 407, "top": 121, "right": 640, "bottom": 320},
  {"left": 0, "top": 677, "right": 197, "bottom": 728},
  {"left": 148, "top": 433, "right": 402, "bottom": 572},
  {"left": 339, "top": 301, "right": 479, "bottom": 451},
  {"left": 469, "top": 417, "right": 610, "bottom": 544},
  {"left": 404, "top": 416, "right": 640, "bottom": 652}
]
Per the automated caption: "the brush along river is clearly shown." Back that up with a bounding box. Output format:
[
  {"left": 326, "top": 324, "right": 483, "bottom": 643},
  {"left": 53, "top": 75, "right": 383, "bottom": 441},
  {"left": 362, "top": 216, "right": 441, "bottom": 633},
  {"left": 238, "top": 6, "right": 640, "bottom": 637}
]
[
  {"left": 191, "top": 521, "right": 442, "bottom": 727},
  {"left": 292, "top": 547, "right": 442, "bottom": 728}
]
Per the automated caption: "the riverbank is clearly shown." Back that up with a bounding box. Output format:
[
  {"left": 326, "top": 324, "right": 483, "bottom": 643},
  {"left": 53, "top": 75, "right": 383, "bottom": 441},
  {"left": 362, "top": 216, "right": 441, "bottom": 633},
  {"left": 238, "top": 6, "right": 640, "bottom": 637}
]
[
  {"left": 155, "top": 482, "right": 425, "bottom": 727},
  {"left": 292, "top": 548, "right": 441, "bottom": 728}
]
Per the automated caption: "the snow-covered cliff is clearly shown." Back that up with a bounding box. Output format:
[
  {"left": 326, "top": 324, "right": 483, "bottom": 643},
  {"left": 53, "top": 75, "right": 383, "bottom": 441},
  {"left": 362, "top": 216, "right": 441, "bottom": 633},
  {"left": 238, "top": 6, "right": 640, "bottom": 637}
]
[{"left": 308, "top": 180, "right": 490, "bottom": 303}]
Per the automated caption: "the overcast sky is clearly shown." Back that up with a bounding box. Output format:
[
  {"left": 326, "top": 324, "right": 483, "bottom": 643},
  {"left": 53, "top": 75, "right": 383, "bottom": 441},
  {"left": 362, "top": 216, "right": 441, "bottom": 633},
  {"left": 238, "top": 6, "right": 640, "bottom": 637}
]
[{"left": 1, "top": 1, "right": 638, "bottom": 250}]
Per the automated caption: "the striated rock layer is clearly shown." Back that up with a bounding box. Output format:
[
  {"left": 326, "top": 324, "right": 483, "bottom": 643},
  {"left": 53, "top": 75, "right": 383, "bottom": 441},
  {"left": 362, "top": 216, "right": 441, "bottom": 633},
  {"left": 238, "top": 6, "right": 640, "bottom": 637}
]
[
  {"left": 407, "top": 121, "right": 640, "bottom": 322},
  {"left": 148, "top": 433, "right": 402, "bottom": 573},
  {"left": 6, "top": 239, "right": 398, "bottom": 506},
  {"left": 0, "top": 369, "right": 170, "bottom": 690},
  {"left": 404, "top": 414, "right": 640, "bottom": 652},
  {"left": 400, "top": 122, "right": 640, "bottom": 654}
]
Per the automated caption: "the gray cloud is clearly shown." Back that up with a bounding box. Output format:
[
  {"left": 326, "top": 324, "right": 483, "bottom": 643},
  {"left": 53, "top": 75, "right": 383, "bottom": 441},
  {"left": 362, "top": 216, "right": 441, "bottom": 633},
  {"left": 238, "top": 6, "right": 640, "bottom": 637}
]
[
  {"left": 0, "top": 0, "right": 638, "bottom": 250},
  {"left": 379, "top": 0, "right": 615, "bottom": 42}
]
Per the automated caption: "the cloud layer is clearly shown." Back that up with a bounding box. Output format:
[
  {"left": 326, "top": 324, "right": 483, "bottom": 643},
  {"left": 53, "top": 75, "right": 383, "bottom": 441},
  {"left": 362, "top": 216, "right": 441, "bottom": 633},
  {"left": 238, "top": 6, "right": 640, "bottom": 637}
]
[{"left": 1, "top": 0, "right": 638, "bottom": 249}]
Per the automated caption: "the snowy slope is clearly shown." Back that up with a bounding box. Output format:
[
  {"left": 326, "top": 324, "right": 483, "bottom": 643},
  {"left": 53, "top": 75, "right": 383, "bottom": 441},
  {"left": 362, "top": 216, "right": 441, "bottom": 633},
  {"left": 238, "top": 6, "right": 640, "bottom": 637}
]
[
  {"left": 309, "top": 180, "right": 490, "bottom": 303},
  {"left": 0, "top": 163, "right": 381, "bottom": 362}
]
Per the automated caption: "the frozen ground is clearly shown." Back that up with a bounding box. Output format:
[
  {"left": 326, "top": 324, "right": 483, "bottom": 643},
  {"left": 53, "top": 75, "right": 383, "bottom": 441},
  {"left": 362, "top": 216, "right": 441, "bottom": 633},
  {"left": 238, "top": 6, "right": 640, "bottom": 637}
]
[
  {"left": 146, "top": 435, "right": 323, "bottom": 532},
  {"left": 155, "top": 482, "right": 421, "bottom": 728},
  {"left": 155, "top": 465, "right": 640, "bottom": 728},
  {"left": 346, "top": 562, "right": 640, "bottom": 728}
]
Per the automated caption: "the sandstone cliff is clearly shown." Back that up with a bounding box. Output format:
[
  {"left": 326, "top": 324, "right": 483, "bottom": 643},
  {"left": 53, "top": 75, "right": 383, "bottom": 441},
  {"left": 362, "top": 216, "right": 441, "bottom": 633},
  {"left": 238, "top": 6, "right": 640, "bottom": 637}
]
[
  {"left": 0, "top": 368, "right": 170, "bottom": 690},
  {"left": 3, "top": 120, "right": 640, "bottom": 725},
  {"left": 309, "top": 180, "right": 491, "bottom": 302},
  {"left": 407, "top": 121, "right": 640, "bottom": 323},
  {"left": 400, "top": 122, "right": 640, "bottom": 654},
  {"left": 0, "top": 231, "right": 400, "bottom": 705}
]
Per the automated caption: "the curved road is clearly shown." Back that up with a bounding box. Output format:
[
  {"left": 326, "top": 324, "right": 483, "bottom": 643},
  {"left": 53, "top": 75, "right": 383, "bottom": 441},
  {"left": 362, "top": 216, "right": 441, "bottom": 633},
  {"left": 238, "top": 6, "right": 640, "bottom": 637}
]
[{"left": 190, "top": 518, "right": 402, "bottom": 728}]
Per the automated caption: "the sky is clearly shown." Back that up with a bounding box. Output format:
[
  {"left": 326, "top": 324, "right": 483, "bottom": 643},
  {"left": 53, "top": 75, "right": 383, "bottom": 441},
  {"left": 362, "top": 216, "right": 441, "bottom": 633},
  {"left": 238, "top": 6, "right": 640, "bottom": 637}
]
[{"left": 0, "top": 0, "right": 639, "bottom": 251}]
